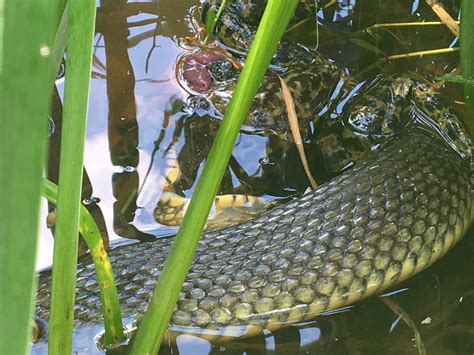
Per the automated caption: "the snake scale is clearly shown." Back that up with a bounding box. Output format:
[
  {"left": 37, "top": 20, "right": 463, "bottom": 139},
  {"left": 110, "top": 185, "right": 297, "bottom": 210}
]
[{"left": 33, "top": 0, "right": 473, "bottom": 350}]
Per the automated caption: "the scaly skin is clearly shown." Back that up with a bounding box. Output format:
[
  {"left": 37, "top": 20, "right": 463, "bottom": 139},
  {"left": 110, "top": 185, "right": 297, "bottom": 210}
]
[{"left": 34, "top": 129, "right": 473, "bottom": 345}]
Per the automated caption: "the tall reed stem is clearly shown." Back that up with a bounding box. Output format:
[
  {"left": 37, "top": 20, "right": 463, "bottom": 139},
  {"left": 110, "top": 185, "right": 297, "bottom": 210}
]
[{"left": 128, "top": 1, "right": 299, "bottom": 353}]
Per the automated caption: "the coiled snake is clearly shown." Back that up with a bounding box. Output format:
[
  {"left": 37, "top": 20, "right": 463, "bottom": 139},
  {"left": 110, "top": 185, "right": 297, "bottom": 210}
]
[{"left": 33, "top": 0, "right": 473, "bottom": 350}]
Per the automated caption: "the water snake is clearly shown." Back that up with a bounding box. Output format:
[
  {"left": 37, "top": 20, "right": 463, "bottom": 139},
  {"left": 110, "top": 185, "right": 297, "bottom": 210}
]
[{"left": 33, "top": 0, "right": 473, "bottom": 351}]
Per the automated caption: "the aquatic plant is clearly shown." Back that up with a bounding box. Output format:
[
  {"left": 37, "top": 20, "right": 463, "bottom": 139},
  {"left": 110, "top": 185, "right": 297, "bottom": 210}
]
[
  {"left": 1, "top": 2, "right": 64, "bottom": 354},
  {"left": 1, "top": 0, "right": 123, "bottom": 353},
  {"left": 127, "top": 1, "right": 300, "bottom": 353}
]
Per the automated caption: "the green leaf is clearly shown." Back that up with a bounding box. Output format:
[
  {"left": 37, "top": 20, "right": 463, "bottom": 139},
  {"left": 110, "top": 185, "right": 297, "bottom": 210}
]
[
  {"left": 127, "top": 0, "right": 299, "bottom": 353},
  {"left": 204, "top": 0, "right": 228, "bottom": 45},
  {"left": 349, "top": 37, "right": 387, "bottom": 56},
  {"left": 0, "top": 1, "right": 62, "bottom": 354},
  {"left": 205, "top": 9, "right": 217, "bottom": 37},
  {"left": 41, "top": 180, "right": 124, "bottom": 347},
  {"left": 436, "top": 73, "right": 474, "bottom": 85},
  {"left": 47, "top": 0, "right": 98, "bottom": 353}
]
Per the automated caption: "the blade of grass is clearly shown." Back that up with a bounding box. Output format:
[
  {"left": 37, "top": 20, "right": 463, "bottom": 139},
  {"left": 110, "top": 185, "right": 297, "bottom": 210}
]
[
  {"left": 349, "top": 37, "right": 388, "bottom": 56},
  {"left": 460, "top": 0, "right": 474, "bottom": 137},
  {"left": 41, "top": 179, "right": 124, "bottom": 346},
  {"left": 436, "top": 73, "right": 474, "bottom": 85},
  {"left": 355, "top": 47, "right": 459, "bottom": 80},
  {"left": 278, "top": 75, "right": 318, "bottom": 189},
  {"left": 51, "top": 3, "right": 68, "bottom": 75},
  {"left": 0, "top": 2, "right": 60, "bottom": 354},
  {"left": 47, "top": 1, "right": 97, "bottom": 353},
  {"left": 127, "top": 1, "right": 299, "bottom": 353},
  {"left": 385, "top": 47, "right": 459, "bottom": 60},
  {"left": 204, "top": 0, "right": 228, "bottom": 45},
  {"left": 370, "top": 21, "right": 459, "bottom": 28}
]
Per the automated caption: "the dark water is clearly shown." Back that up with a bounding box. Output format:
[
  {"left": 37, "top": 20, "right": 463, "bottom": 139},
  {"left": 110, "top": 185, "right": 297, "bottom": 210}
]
[{"left": 38, "top": 0, "right": 473, "bottom": 354}]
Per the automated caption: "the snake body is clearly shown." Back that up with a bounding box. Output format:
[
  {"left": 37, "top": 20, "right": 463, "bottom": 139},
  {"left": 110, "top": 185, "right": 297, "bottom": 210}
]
[
  {"left": 35, "top": 128, "right": 473, "bottom": 345},
  {"left": 33, "top": 0, "right": 474, "bottom": 350}
]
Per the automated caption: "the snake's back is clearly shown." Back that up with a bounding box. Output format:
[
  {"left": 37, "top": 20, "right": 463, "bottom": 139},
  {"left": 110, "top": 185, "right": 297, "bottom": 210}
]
[{"left": 35, "top": 129, "right": 473, "bottom": 342}]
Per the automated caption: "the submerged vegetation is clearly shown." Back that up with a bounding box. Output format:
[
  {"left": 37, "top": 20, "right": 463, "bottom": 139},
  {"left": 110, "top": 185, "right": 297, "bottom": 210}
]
[{"left": 1, "top": 0, "right": 474, "bottom": 354}]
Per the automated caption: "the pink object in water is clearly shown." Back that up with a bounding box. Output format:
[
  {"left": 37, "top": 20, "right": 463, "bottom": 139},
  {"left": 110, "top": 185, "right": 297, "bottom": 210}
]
[
  {"left": 181, "top": 51, "right": 227, "bottom": 93},
  {"left": 193, "top": 51, "right": 226, "bottom": 65},
  {"left": 182, "top": 58, "right": 212, "bottom": 92}
]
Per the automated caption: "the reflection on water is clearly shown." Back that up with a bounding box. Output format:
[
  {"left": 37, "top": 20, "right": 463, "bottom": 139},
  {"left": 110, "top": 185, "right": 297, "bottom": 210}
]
[{"left": 37, "top": 0, "right": 473, "bottom": 353}]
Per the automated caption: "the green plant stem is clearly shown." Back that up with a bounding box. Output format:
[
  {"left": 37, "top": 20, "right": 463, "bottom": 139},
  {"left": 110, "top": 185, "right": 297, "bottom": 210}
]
[
  {"left": 0, "top": 2, "right": 60, "bottom": 354},
  {"left": 204, "top": 0, "right": 228, "bottom": 45},
  {"left": 460, "top": 0, "right": 474, "bottom": 137},
  {"left": 385, "top": 47, "right": 459, "bottom": 60},
  {"left": 371, "top": 20, "right": 460, "bottom": 28},
  {"left": 48, "top": 1, "right": 97, "bottom": 354},
  {"left": 127, "top": 1, "right": 299, "bottom": 353},
  {"left": 355, "top": 47, "right": 459, "bottom": 80},
  {"left": 51, "top": 3, "right": 68, "bottom": 75},
  {"left": 41, "top": 180, "right": 124, "bottom": 346},
  {"left": 436, "top": 73, "right": 474, "bottom": 86}
]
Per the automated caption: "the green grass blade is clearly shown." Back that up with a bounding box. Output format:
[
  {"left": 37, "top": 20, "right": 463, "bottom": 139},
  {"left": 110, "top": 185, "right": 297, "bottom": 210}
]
[
  {"left": 47, "top": 1, "right": 97, "bottom": 353},
  {"left": 436, "top": 73, "right": 474, "bottom": 85},
  {"left": 461, "top": 0, "right": 474, "bottom": 137},
  {"left": 42, "top": 180, "right": 125, "bottom": 346},
  {"left": 0, "top": 2, "right": 60, "bottom": 354},
  {"left": 204, "top": 0, "right": 228, "bottom": 45},
  {"left": 127, "top": 1, "right": 299, "bottom": 353},
  {"left": 51, "top": 3, "right": 68, "bottom": 75},
  {"left": 349, "top": 38, "right": 387, "bottom": 56}
]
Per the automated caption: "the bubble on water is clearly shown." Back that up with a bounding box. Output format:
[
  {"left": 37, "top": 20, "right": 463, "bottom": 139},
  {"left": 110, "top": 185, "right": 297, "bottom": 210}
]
[
  {"left": 56, "top": 57, "right": 66, "bottom": 80},
  {"left": 83, "top": 196, "right": 101, "bottom": 205},
  {"left": 48, "top": 116, "right": 55, "bottom": 137},
  {"left": 122, "top": 166, "right": 136, "bottom": 173},
  {"left": 94, "top": 322, "right": 134, "bottom": 353}
]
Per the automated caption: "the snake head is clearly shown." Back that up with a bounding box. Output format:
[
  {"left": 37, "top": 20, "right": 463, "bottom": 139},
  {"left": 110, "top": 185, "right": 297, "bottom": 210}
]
[
  {"left": 410, "top": 79, "right": 472, "bottom": 160},
  {"left": 342, "top": 75, "right": 412, "bottom": 141},
  {"left": 340, "top": 75, "right": 471, "bottom": 160}
]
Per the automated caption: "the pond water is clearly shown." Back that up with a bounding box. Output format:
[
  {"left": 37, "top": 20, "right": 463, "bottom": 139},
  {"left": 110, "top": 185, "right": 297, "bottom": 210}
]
[{"left": 36, "top": 0, "right": 473, "bottom": 354}]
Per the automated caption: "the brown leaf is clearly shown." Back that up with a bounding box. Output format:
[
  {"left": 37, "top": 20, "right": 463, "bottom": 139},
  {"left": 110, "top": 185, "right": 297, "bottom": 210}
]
[
  {"left": 425, "top": 0, "right": 459, "bottom": 37},
  {"left": 278, "top": 75, "right": 318, "bottom": 189}
]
